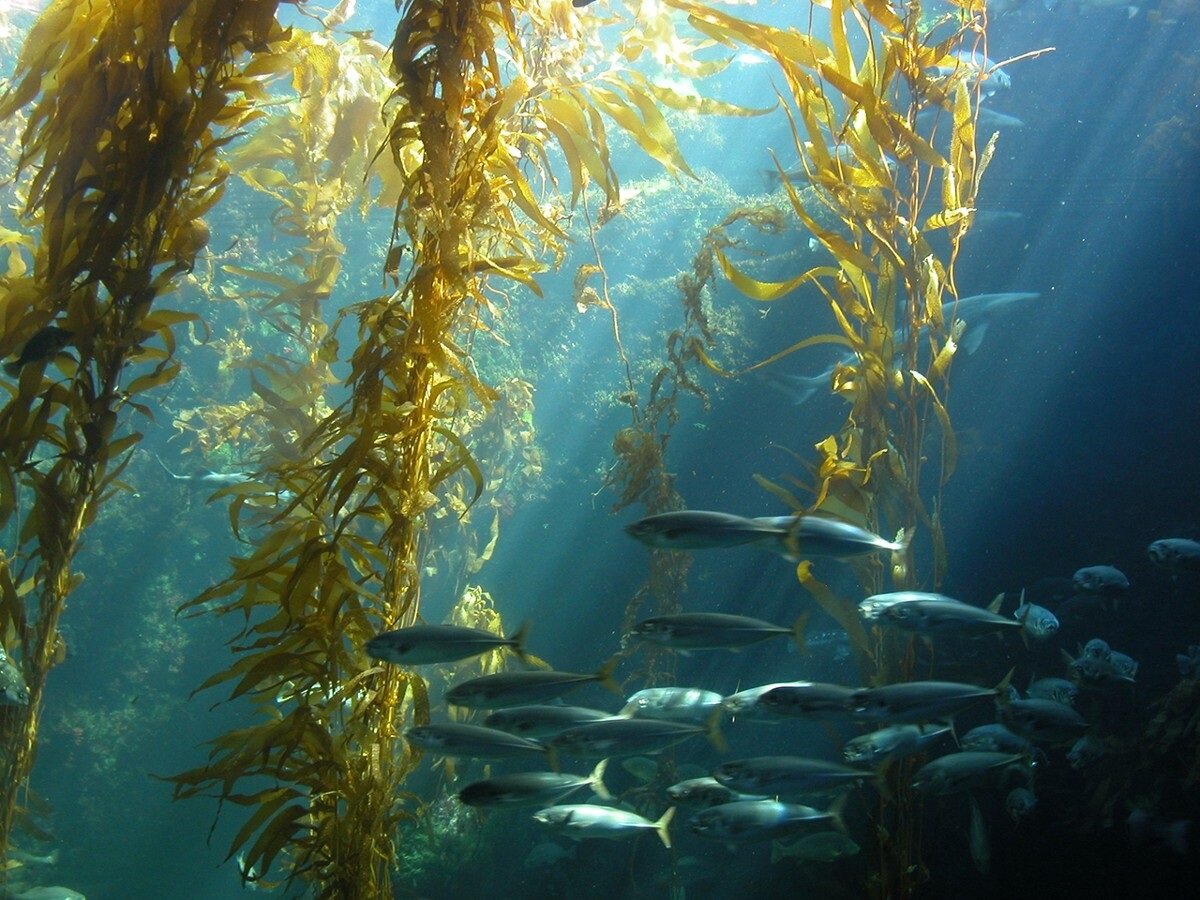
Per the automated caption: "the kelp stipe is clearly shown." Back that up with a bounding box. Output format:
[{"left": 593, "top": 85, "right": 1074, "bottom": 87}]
[
  {"left": 669, "top": 0, "right": 1016, "bottom": 895},
  {"left": 0, "top": 0, "right": 285, "bottom": 868}
]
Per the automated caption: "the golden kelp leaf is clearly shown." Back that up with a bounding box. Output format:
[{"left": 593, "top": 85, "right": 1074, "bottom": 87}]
[
  {"left": 589, "top": 83, "right": 695, "bottom": 179},
  {"left": 796, "top": 560, "right": 872, "bottom": 657},
  {"left": 642, "top": 78, "right": 774, "bottom": 118},
  {"left": 910, "top": 370, "right": 957, "bottom": 482},
  {"left": 715, "top": 249, "right": 834, "bottom": 302},
  {"left": 924, "top": 207, "right": 973, "bottom": 232},
  {"left": 742, "top": 333, "right": 853, "bottom": 374}
]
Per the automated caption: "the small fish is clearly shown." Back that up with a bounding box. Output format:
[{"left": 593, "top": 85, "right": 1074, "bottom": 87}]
[
  {"left": 753, "top": 682, "right": 857, "bottom": 719},
  {"left": 484, "top": 704, "right": 612, "bottom": 739},
  {"left": 621, "top": 687, "right": 724, "bottom": 722},
  {"left": 155, "top": 453, "right": 257, "bottom": 489},
  {"left": 1067, "top": 735, "right": 1105, "bottom": 770},
  {"left": 1072, "top": 565, "right": 1129, "bottom": 593},
  {"left": 688, "top": 798, "right": 844, "bottom": 843},
  {"left": 961, "top": 724, "right": 1032, "bottom": 755},
  {"left": 446, "top": 659, "right": 619, "bottom": 709},
  {"left": 875, "top": 595, "right": 1022, "bottom": 635},
  {"left": 849, "top": 679, "right": 1005, "bottom": 723},
  {"left": 911, "top": 751, "right": 1026, "bottom": 794},
  {"left": 777, "top": 514, "right": 906, "bottom": 560},
  {"left": 771, "top": 830, "right": 860, "bottom": 863},
  {"left": 1006, "top": 787, "right": 1037, "bottom": 823},
  {"left": 842, "top": 723, "right": 953, "bottom": 767},
  {"left": 858, "top": 591, "right": 954, "bottom": 622},
  {"left": 550, "top": 716, "right": 719, "bottom": 759},
  {"left": 458, "top": 760, "right": 610, "bottom": 808},
  {"left": 1065, "top": 642, "right": 1137, "bottom": 686},
  {"left": 1000, "top": 698, "right": 1087, "bottom": 743},
  {"left": 1148, "top": 538, "right": 1200, "bottom": 574},
  {"left": 534, "top": 804, "right": 675, "bottom": 848},
  {"left": 404, "top": 723, "right": 548, "bottom": 760},
  {"left": 667, "top": 776, "right": 763, "bottom": 809},
  {"left": 631, "top": 612, "right": 809, "bottom": 652},
  {"left": 722, "top": 681, "right": 817, "bottom": 720},
  {"left": 1128, "top": 809, "right": 1190, "bottom": 855},
  {"left": 1013, "top": 595, "right": 1059, "bottom": 641},
  {"left": 1027, "top": 677, "right": 1078, "bottom": 707},
  {"left": 366, "top": 621, "right": 531, "bottom": 666},
  {"left": 713, "top": 756, "right": 872, "bottom": 796},
  {"left": 3, "top": 325, "right": 73, "bottom": 377},
  {"left": 12, "top": 888, "right": 88, "bottom": 900},
  {"left": 0, "top": 647, "right": 30, "bottom": 708}
]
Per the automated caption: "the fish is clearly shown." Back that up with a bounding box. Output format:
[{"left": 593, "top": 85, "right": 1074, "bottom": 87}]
[
  {"left": 873, "top": 595, "right": 1022, "bottom": 635},
  {"left": 445, "top": 659, "right": 619, "bottom": 709},
  {"left": 666, "top": 776, "right": 764, "bottom": 809},
  {"left": 723, "top": 681, "right": 815, "bottom": 720},
  {"left": 753, "top": 682, "right": 858, "bottom": 719},
  {"left": 1127, "top": 809, "right": 1190, "bottom": 855},
  {"left": 687, "top": 798, "right": 845, "bottom": 843},
  {"left": 366, "top": 621, "right": 531, "bottom": 666},
  {"left": 977, "top": 107, "right": 1026, "bottom": 129},
  {"left": 458, "top": 761, "right": 610, "bottom": 808},
  {"left": 1000, "top": 698, "right": 1088, "bottom": 743},
  {"left": 3, "top": 325, "right": 73, "bottom": 377},
  {"left": 849, "top": 678, "right": 1006, "bottom": 723},
  {"left": 522, "top": 841, "right": 576, "bottom": 869},
  {"left": 842, "top": 723, "right": 954, "bottom": 766},
  {"left": 533, "top": 804, "right": 675, "bottom": 848},
  {"left": 911, "top": 751, "right": 1026, "bottom": 794},
  {"left": 1067, "top": 735, "right": 1105, "bottom": 770},
  {"left": 1065, "top": 640, "right": 1138, "bottom": 686},
  {"left": 6, "top": 847, "right": 59, "bottom": 866},
  {"left": 625, "top": 510, "right": 903, "bottom": 560},
  {"left": 1148, "top": 538, "right": 1200, "bottom": 574},
  {"left": 858, "top": 591, "right": 949, "bottom": 622},
  {"left": 550, "top": 715, "right": 720, "bottom": 759},
  {"left": 1006, "top": 787, "right": 1037, "bottom": 823},
  {"left": 620, "top": 756, "right": 659, "bottom": 783},
  {"left": 968, "top": 795, "right": 990, "bottom": 874},
  {"left": 1177, "top": 645, "right": 1200, "bottom": 678},
  {"left": 0, "top": 647, "right": 30, "bottom": 708},
  {"left": 1013, "top": 596, "right": 1060, "bottom": 641},
  {"left": 483, "top": 704, "right": 613, "bottom": 739},
  {"left": 403, "top": 723, "right": 549, "bottom": 760},
  {"left": 1072, "top": 565, "right": 1129, "bottom": 593},
  {"left": 712, "top": 756, "right": 872, "bottom": 796},
  {"left": 771, "top": 830, "right": 860, "bottom": 863},
  {"left": 621, "top": 687, "right": 724, "bottom": 722},
  {"left": 631, "top": 612, "right": 809, "bottom": 653},
  {"left": 961, "top": 724, "right": 1033, "bottom": 755},
  {"left": 1027, "top": 677, "right": 1078, "bottom": 706},
  {"left": 7, "top": 888, "right": 88, "bottom": 900},
  {"left": 930, "top": 48, "right": 1011, "bottom": 95},
  {"left": 155, "top": 454, "right": 257, "bottom": 489}
]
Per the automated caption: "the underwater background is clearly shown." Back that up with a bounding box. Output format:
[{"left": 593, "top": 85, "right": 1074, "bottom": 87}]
[{"left": 0, "top": 0, "right": 1198, "bottom": 898}]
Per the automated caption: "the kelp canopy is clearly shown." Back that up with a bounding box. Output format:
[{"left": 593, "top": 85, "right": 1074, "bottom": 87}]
[{"left": 0, "top": 0, "right": 764, "bottom": 895}]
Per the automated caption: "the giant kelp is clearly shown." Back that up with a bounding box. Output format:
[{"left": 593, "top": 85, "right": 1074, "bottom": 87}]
[
  {"left": 666, "top": 0, "right": 1006, "bottom": 895},
  {"left": 164, "top": 1, "right": 753, "bottom": 897},
  {"left": 0, "top": 0, "right": 286, "bottom": 866}
]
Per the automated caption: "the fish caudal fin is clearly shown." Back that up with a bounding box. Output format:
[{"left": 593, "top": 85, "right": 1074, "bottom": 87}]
[
  {"left": 653, "top": 807, "right": 676, "bottom": 848},
  {"left": 589, "top": 759, "right": 612, "bottom": 801},
  {"left": 508, "top": 620, "right": 533, "bottom": 666},
  {"left": 594, "top": 657, "right": 623, "bottom": 697}
]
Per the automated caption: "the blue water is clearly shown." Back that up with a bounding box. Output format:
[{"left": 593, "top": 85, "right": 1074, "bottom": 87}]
[{"left": 3, "top": 1, "right": 1199, "bottom": 898}]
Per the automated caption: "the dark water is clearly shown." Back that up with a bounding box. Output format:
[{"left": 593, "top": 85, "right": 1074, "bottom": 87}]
[{"left": 4, "top": 1, "right": 1200, "bottom": 899}]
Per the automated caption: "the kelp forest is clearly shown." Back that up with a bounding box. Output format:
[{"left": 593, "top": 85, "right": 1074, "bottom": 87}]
[{"left": 5, "top": 0, "right": 1192, "bottom": 899}]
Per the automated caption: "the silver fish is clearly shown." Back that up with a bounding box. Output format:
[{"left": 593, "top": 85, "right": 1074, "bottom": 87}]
[
  {"left": 688, "top": 799, "right": 844, "bottom": 842},
  {"left": 1067, "top": 735, "right": 1105, "bottom": 770},
  {"left": 722, "top": 681, "right": 817, "bottom": 720},
  {"left": 858, "top": 591, "right": 953, "bottom": 622},
  {"left": 666, "top": 776, "right": 763, "bottom": 809},
  {"left": 534, "top": 804, "right": 675, "bottom": 848},
  {"left": 754, "top": 682, "right": 857, "bottom": 719},
  {"left": 0, "top": 647, "right": 29, "bottom": 708},
  {"left": 1148, "top": 538, "right": 1200, "bottom": 574},
  {"left": 1027, "top": 678, "right": 1078, "bottom": 707},
  {"left": 961, "top": 724, "right": 1032, "bottom": 755},
  {"left": 404, "top": 723, "right": 548, "bottom": 760},
  {"left": 912, "top": 751, "right": 1026, "bottom": 794},
  {"left": 1072, "top": 565, "right": 1129, "bottom": 593},
  {"left": 366, "top": 621, "right": 530, "bottom": 666},
  {"left": 850, "top": 680, "right": 1003, "bottom": 723},
  {"left": 458, "top": 761, "right": 610, "bottom": 807},
  {"left": 777, "top": 514, "right": 905, "bottom": 560},
  {"left": 713, "top": 756, "right": 871, "bottom": 796},
  {"left": 625, "top": 510, "right": 793, "bottom": 551},
  {"left": 1014, "top": 600, "right": 1059, "bottom": 641},
  {"left": 631, "top": 612, "right": 808, "bottom": 652},
  {"left": 1001, "top": 698, "right": 1087, "bottom": 743},
  {"left": 876, "top": 596, "right": 1021, "bottom": 635},
  {"left": 484, "top": 704, "right": 613, "bottom": 739},
  {"left": 621, "top": 687, "right": 724, "bottom": 722},
  {"left": 550, "top": 716, "right": 717, "bottom": 759},
  {"left": 842, "top": 723, "right": 953, "bottom": 766},
  {"left": 446, "top": 660, "right": 619, "bottom": 709}
]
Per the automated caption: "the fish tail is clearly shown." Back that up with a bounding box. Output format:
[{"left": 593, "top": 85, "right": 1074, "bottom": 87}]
[
  {"left": 653, "top": 807, "right": 675, "bottom": 849},
  {"left": 770, "top": 839, "right": 795, "bottom": 864},
  {"left": 790, "top": 608, "right": 812, "bottom": 654},
  {"left": 508, "top": 620, "right": 533, "bottom": 666},
  {"left": 594, "top": 656, "right": 622, "bottom": 697},
  {"left": 589, "top": 759, "right": 611, "bottom": 801},
  {"left": 826, "top": 791, "right": 850, "bottom": 834},
  {"left": 704, "top": 706, "right": 729, "bottom": 755}
]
